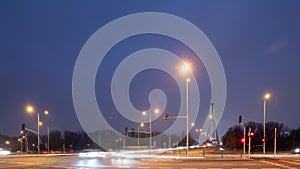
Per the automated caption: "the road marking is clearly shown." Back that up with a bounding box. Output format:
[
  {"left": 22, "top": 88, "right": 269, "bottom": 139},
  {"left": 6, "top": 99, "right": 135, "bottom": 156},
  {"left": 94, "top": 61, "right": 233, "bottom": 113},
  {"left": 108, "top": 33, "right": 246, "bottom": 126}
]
[
  {"left": 232, "top": 168, "right": 248, "bottom": 169},
  {"left": 158, "top": 167, "right": 172, "bottom": 169},
  {"left": 207, "top": 168, "right": 223, "bottom": 169},
  {"left": 261, "top": 160, "right": 298, "bottom": 169},
  {"left": 261, "top": 168, "right": 280, "bottom": 169},
  {"left": 182, "top": 168, "right": 196, "bottom": 169},
  {"left": 138, "top": 167, "right": 150, "bottom": 169},
  {"left": 118, "top": 166, "right": 130, "bottom": 168}
]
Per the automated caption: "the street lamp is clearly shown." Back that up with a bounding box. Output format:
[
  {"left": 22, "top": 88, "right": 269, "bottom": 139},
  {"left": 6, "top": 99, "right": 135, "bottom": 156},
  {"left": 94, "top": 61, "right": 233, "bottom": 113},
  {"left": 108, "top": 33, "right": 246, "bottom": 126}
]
[
  {"left": 195, "top": 128, "right": 202, "bottom": 144},
  {"left": 26, "top": 105, "right": 49, "bottom": 154},
  {"left": 263, "top": 93, "right": 271, "bottom": 154},
  {"left": 142, "top": 109, "right": 159, "bottom": 150},
  {"left": 138, "top": 122, "right": 144, "bottom": 150},
  {"left": 180, "top": 61, "right": 192, "bottom": 157}
]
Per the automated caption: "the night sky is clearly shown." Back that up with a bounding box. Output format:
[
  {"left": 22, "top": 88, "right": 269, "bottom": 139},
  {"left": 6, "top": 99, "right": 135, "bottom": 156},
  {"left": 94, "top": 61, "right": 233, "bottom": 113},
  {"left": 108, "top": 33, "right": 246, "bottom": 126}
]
[{"left": 0, "top": 1, "right": 299, "bottom": 140}]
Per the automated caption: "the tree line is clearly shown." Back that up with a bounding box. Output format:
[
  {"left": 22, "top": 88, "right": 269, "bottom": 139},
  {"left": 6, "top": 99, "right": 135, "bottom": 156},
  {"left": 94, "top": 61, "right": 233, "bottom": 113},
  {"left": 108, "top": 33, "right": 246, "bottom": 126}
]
[
  {"left": 221, "top": 121, "right": 300, "bottom": 151},
  {"left": 0, "top": 130, "right": 100, "bottom": 153}
]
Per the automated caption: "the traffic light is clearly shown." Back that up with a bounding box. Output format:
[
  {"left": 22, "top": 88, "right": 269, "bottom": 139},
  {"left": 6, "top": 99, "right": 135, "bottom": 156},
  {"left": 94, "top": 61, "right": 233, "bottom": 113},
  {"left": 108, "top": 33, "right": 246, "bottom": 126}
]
[
  {"left": 238, "top": 115, "right": 242, "bottom": 124},
  {"left": 21, "top": 123, "right": 26, "bottom": 130},
  {"left": 240, "top": 138, "right": 245, "bottom": 143},
  {"left": 163, "top": 112, "right": 169, "bottom": 120},
  {"left": 262, "top": 138, "right": 265, "bottom": 142}
]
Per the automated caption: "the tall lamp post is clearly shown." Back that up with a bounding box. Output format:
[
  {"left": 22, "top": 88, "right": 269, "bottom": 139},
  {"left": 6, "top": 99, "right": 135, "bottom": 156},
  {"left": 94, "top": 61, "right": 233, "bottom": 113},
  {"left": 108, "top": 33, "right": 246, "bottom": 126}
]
[
  {"left": 142, "top": 108, "right": 159, "bottom": 150},
  {"left": 195, "top": 128, "right": 202, "bottom": 144},
  {"left": 186, "top": 78, "right": 190, "bottom": 156},
  {"left": 263, "top": 93, "right": 271, "bottom": 154},
  {"left": 47, "top": 126, "right": 50, "bottom": 153},
  {"left": 138, "top": 122, "right": 144, "bottom": 151},
  {"left": 180, "top": 62, "right": 191, "bottom": 157},
  {"left": 26, "top": 105, "right": 48, "bottom": 154}
]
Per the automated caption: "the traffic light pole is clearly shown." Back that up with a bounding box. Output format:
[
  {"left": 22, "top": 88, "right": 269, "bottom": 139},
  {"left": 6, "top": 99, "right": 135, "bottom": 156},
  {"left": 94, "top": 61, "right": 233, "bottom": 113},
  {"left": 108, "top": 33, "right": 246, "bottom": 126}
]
[
  {"left": 238, "top": 116, "right": 246, "bottom": 154},
  {"left": 248, "top": 127, "right": 251, "bottom": 158},
  {"left": 241, "top": 123, "right": 246, "bottom": 154}
]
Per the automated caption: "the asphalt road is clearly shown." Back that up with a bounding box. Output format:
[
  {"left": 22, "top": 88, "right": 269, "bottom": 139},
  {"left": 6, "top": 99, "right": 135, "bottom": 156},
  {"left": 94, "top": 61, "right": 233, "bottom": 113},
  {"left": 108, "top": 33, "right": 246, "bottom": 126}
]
[{"left": 0, "top": 155, "right": 299, "bottom": 169}]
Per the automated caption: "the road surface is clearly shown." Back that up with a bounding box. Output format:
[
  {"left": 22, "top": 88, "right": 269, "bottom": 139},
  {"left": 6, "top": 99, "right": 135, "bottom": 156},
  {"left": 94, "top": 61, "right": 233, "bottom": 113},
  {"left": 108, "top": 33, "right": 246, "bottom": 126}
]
[{"left": 0, "top": 154, "right": 299, "bottom": 169}]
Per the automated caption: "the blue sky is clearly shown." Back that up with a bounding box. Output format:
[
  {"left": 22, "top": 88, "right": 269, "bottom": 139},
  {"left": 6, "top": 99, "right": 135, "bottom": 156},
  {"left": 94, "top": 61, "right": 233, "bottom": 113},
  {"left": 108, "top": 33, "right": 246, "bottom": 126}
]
[{"left": 0, "top": 1, "right": 299, "bottom": 139}]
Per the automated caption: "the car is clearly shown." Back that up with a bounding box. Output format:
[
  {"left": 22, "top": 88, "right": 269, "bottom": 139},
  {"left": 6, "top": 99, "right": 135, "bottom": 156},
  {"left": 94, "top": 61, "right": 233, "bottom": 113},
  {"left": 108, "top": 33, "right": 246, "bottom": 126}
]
[
  {"left": 291, "top": 147, "right": 300, "bottom": 154},
  {"left": 0, "top": 148, "right": 11, "bottom": 155},
  {"left": 79, "top": 149, "right": 107, "bottom": 158}
]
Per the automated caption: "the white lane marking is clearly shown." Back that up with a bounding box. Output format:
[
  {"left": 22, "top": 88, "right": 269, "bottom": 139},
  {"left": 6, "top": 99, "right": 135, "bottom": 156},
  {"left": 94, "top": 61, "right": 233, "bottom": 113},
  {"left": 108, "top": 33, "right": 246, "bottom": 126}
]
[{"left": 118, "top": 166, "right": 130, "bottom": 168}]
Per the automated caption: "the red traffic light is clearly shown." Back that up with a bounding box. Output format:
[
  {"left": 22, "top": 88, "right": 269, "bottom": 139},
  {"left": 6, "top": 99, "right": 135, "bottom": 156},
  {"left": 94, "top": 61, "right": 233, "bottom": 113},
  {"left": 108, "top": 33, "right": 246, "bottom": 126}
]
[
  {"left": 241, "top": 138, "right": 245, "bottom": 143},
  {"left": 262, "top": 138, "right": 265, "bottom": 142}
]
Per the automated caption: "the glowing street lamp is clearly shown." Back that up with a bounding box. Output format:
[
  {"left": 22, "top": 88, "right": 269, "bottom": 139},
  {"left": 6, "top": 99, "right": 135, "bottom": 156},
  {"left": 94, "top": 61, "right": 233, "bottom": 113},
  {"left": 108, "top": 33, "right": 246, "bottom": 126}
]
[
  {"left": 195, "top": 128, "right": 203, "bottom": 143},
  {"left": 263, "top": 93, "right": 271, "bottom": 154},
  {"left": 142, "top": 109, "right": 159, "bottom": 150},
  {"left": 138, "top": 122, "right": 144, "bottom": 150},
  {"left": 26, "top": 105, "right": 49, "bottom": 154},
  {"left": 179, "top": 61, "right": 192, "bottom": 157}
]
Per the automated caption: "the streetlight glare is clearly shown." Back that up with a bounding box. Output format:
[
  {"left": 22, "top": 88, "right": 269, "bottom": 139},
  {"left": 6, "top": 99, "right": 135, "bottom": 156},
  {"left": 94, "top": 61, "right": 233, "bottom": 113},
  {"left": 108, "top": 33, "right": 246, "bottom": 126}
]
[
  {"left": 26, "top": 105, "right": 34, "bottom": 113},
  {"left": 154, "top": 108, "right": 160, "bottom": 114},
  {"left": 264, "top": 93, "right": 271, "bottom": 100},
  {"left": 44, "top": 110, "right": 49, "bottom": 115},
  {"left": 140, "top": 122, "right": 144, "bottom": 127},
  {"left": 142, "top": 111, "right": 146, "bottom": 116},
  {"left": 180, "top": 62, "right": 192, "bottom": 74},
  {"left": 39, "top": 122, "right": 43, "bottom": 126}
]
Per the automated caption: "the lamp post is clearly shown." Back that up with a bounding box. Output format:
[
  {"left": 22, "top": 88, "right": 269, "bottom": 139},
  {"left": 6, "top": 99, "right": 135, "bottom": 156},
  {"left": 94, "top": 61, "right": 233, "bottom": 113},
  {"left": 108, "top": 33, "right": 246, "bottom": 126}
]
[
  {"left": 142, "top": 109, "right": 159, "bottom": 150},
  {"left": 47, "top": 126, "right": 50, "bottom": 153},
  {"left": 180, "top": 62, "right": 191, "bottom": 157},
  {"left": 195, "top": 128, "right": 202, "bottom": 144},
  {"left": 138, "top": 122, "right": 144, "bottom": 151},
  {"left": 263, "top": 93, "right": 271, "bottom": 154},
  {"left": 186, "top": 78, "right": 190, "bottom": 156},
  {"left": 26, "top": 105, "right": 48, "bottom": 154}
]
